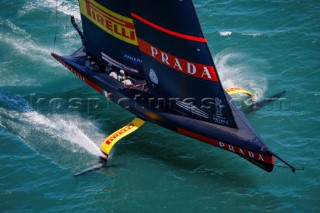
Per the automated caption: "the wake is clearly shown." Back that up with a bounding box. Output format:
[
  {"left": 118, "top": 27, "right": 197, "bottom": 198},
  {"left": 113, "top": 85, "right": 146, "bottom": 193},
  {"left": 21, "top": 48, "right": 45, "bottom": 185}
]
[
  {"left": 0, "top": 93, "right": 104, "bottom": 160},
  {"left": 19, "top": 0, "right": 81, "bottom": 20},
  {"left": 0, "top": 19, "right": 61, "bottom": 67}
]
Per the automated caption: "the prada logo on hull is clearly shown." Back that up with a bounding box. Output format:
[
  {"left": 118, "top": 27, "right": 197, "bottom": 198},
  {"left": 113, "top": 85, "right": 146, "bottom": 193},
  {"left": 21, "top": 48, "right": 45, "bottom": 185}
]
[{"left": 177, "top": 128, "right": 274, "bottom": 165}]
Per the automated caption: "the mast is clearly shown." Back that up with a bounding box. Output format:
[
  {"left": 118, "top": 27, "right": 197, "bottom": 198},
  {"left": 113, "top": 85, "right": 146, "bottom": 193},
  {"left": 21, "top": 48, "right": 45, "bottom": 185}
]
[{"left": 70, "top": 16, "right": 84, "bottom": 45}]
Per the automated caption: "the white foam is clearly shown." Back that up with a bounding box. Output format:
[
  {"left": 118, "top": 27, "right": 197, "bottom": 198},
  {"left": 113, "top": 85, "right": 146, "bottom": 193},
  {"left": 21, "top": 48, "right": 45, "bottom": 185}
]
[
  {"left": 22, "top": 112, "right": 102, "bottom": 156},
  {"left": 17, "top": 1, "right": 82, "bottom": 55},
  {"left": 0, "top": 93, "right": 103, "bottom": 157},
  {"left": 219, "top": 31, "right": 232, "bottom": 36},
  {"left": 3, "top": 20, "right": 29, "bottom": 37},
  {"left": 0, "top": 29, "right": 60, "bottom": 67},
  {"left": 20, "top": 0, "right": 81, "bottom": 20},
  {"left": 62, "top": 30, "right": 78, "bottom": 39},
  {"left": 242, "top": 32, "right": 262, "bottom": 37},
  {"left": 214, "top": 50, "right": 267, "bottom": 101},
  {"left": 219, "top": 31, "right": 263, "bottom": 37}
]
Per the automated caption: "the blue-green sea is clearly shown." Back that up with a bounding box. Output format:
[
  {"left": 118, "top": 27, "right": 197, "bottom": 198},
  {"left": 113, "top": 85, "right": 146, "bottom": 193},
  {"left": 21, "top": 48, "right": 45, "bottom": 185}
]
[{"left": 1, "top": 0, "right": 319, "bottom": 212}]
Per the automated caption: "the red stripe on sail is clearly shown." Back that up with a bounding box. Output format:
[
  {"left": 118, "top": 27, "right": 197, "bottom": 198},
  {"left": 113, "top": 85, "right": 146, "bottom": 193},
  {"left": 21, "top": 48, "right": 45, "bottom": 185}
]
[
  {"left": 177, "top": 128, "right": 274, "bottom": 165},
  {"left": 131, "top": 13, "right": 206, "bottom": 43},
  {"left": 138, "top": 38, "right": 218, "bottom": 82}
]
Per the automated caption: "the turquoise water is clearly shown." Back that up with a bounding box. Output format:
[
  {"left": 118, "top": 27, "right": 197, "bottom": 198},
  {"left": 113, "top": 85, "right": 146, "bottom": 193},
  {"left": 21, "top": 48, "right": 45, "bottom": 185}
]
[{"left": 1, "top": 0, "right": 319, "bottom": 212}]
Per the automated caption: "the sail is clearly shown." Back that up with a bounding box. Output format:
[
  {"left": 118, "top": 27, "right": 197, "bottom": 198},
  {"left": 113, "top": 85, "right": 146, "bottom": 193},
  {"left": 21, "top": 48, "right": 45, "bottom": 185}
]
[
  {"left": 79, "top": 0, "right": 144, "bottom": 77},
  {"left": 130, "top": 0, "right": 237, "bottom": 128}
]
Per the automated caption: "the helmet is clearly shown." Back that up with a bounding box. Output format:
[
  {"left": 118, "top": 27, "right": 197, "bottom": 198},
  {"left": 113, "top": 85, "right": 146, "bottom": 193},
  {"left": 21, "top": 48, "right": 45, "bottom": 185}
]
[{"left": 120, "top": 70, "right": 125, "bottom": 75}]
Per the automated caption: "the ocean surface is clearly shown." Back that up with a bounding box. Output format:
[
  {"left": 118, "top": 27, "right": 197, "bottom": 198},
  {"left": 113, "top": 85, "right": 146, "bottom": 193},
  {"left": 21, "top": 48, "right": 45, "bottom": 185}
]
[{"left": 0, "top": 0, "right": 319, "bottom": 212}]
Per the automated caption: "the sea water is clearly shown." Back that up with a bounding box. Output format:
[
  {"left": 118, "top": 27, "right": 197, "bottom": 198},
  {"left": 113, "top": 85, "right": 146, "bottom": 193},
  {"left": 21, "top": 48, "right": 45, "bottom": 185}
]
[{"left": 0, "top": 0, "right": 319, "bottom": 212}]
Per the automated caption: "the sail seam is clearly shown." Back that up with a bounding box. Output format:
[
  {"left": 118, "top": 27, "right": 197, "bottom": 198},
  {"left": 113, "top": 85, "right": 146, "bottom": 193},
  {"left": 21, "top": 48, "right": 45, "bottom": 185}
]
[{"left": 131, "top": 13, "right": 207, "bottom": 43}]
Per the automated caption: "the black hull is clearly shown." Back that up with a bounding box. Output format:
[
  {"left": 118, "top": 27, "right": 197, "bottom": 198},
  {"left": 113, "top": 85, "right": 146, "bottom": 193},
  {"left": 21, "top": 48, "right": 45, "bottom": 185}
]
[{"left": 52, "top": 49, "right": 274, "bottom": 172}]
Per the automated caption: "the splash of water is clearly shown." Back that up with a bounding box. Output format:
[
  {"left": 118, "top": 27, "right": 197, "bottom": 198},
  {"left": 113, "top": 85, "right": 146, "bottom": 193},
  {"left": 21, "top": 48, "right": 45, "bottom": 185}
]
[
  {"left": 23, "top": 112, "right": 102, "bottom": 156},
  {"left": 214, "top": 49, "right": 267, "bottom": 101},
  {"left": 0, "top": 93, "right": 103, "bottom": 157}
]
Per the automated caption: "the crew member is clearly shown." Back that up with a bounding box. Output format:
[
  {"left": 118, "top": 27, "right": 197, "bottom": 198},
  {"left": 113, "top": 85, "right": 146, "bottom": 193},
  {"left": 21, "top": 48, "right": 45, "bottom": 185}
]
[
  {"left": 109, "top": 70, "right": 118, "bottom": 79},
  {"left": 118, "top": 70, "right": 133, "bottom": 86},
  {"left": 85, "top": 56, "right": 91, "bottom": 69},
  {"left": 89, "top": 61, "right": 99, "bottom": 71},
  {"left": 104, "top": 63, "right": 113, "bottom": 74},
  {"left": 118, "top": 70, "right": 126, "bottom": 82}
]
